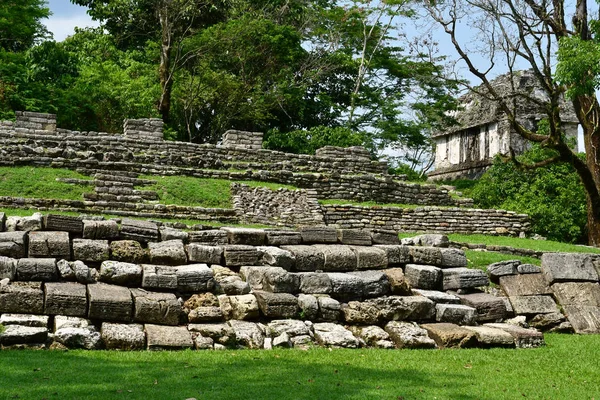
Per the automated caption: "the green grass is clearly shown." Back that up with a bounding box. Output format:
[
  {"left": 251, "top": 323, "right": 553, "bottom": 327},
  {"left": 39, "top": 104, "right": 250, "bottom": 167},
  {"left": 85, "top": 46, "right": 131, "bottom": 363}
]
[
  {"left": 0, "top": 166, "right": 92, "bottom": 200},
  {"left": 464, "top": 249, "right": 540, "bottom": 271},
  {"left": 0, "top": 335, "right": 598, "bottom": 400},
  {"left": 448, "top": 233, "right": 600, "bottom": 254}
]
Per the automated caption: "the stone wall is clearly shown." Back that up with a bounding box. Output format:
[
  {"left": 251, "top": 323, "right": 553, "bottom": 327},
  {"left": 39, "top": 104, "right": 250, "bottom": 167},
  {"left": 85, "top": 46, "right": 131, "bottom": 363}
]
[
  {"left": 222, "top": 130, "right": 263, "bottom": 150},
  {"left": 0, "top": 212, "right": 547, "bottom": 350},
  {"left": 123, "top": 118, "right": 163, "bottom": 140},
  {"left": 15, "top": 111, "right": 56, "bottom": 132}
]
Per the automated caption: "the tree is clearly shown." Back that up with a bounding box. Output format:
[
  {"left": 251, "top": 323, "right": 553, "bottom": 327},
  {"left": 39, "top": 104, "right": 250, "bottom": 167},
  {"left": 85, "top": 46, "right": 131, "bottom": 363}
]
[
  {"left": 425, "top": 0, "right": 600, "bottom": 246},
  {"left": 0, "top": 0, "right": 50, "bottom": 52}
]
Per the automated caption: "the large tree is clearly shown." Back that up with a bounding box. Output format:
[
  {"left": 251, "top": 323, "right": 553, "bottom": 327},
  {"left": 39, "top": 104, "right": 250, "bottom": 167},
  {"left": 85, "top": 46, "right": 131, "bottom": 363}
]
[
  {"left": 425, "top": 0, "right": 600, "bottom": 246},
  {"left": 0, "top": 0, "right": 50, "bottom": 52}
]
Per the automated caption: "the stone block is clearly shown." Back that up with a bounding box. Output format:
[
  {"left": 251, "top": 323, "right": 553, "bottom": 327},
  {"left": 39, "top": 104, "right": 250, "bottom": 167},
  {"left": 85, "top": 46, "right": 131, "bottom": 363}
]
[
  {"left": 352, "top": 246, "right": 387, "bottom": 270},
  {"left": 372, "top": 295, "right": 436, "bottom": 322},
  {"left": 54, "top": 326, "right": 101, "bottom": 350},
  {"left": 54, "top": 315, "right": 92, "bottom": 331},
  {"left": 0, "top": 281, "right": 44, "bottom": 314},
  {"left": 57, "top": 259, "right": 97, "bottom": 284},
  {"left": 188, "top": 306, "right": 224, "bottom": 323},
  {"left": 529, "top": 312, "right": 569, "bottom": 332},
  {"left": 280, "top": 245, "right": 324, "bottom": 272},
  {"left": 435, "top": 303, "right": 476, "bottom": 325},
  {"left": 518, "top": 264, "right": 541, "bottom": 274},
  {"left": 348, "top": 325, "right": 394, "bottom": 349},
  {"left": 298, "top": 294, "right": 319, "bottom": 320},
  {"left": 211, "top": 266, "right": 250, "bottom": 295},
  {"left": 220, "top": 294, "right": 259, "bottom": 320},
  {"left": 458, "top": 292, "right": 507, "bottom": 322},
  {"left": 0, "top": 231, "right": 26, "bottom": 258},
  {"left": 0, "top": 325, "right": 48, "bottom": 345},
  {"left": 442, "top": 268, "right": 489, "bottom": 290},
  {"left": 141, "top": 264, "right": 177, "bottom": 290},
  {"left": 313, "top": 322, "right": 359, "bottom": 348},
  {"left": 44, "top": 282, "right": 87, "bottom": 317},
  {"left": 131, "top": 289, "right": 181, "bottom": 325},
  {"left": 223, "top": 245, "right": 260, "bottom": 267},
  {"left": 341, "top": 301, "right": 379, "bottom": 325},
  {"left": 72, "top": 239, "right": 110, "bottom": 263},
  {"left": 384, "top": 268, "right": 411, "bottom": 295},
  {"left": 28, "top": 231, "right": 70, "bottom": 259},
  {"left": 541, "top": 253, "right": 599, "bottom": 284},
  {"left": 410, "top": 234, "right": 449, "bottom": 247},
  {"left": 83, "top": 220, "right": 119, "bottom": 240},
  {"left": 257, "top": 246, "right": 295, "bottom": 270},
  {"left": 16, "top": 258, "right": 57, "bottom": 281},
  {"left": 463, "top": 325, "right": 515, "bottom": 348},
  {"left": 186, "top": 244, "right": 223, "bottom": 264},
  {"left": 327, "top": 273, "right": 364, "bottom": 302},
  {"left": 551, "top": 282, "right": 600, "bottom": 307},
  {"left": 188, "top": 230, "right": 228, "bottom": 245},
  {"left": 159, "top": 227, "right": 188, "bottom": 242},
  {"left": 371, "top": 230, "right": 400, "bottom": 245},
  {"left": 265, "top": 230, "right": 302, "bottom": 246},
  {"left": 349, "top": 270, "right": 390, "bottom": 298},
  {"left": 413, "top": 289, "right": 460, "bottom": 304},
  {"left": 421, "top": 323, "right": 477, "bottom": 348},
  {"left": 267, "top": 319, "right": 311, "bottom": 338},
  {"left": 241, "top": 266, "right": 300, "bottom": 293},
  {"left": 145, "top": 324, "right": 193, "bottom": 350},
  {"left": 409, "top": 246, "right": 442, "bottom": 265},
  {"left": 300, "top": 226, "right": 338, "bottom": 244},
  {"left": 0, "top": 256, "right": 16, "bottom": 280},
  {"left": 384, "top": 321, "right": 436, "bottom": 349},
  {"left": 487, "top": 260, "right": 520, "bottom": 283},
  {"left": 375, "top": 245, "right": 410, "bottom": 266},
  {"left": 298, "top": 272, "right": 332, "bottom": 294},
  {"left": 0, "top": 313, "right": 48, "bottom": 328},
  {"left": 175, "top": 264, "right": 215, "bottom": 292},
  {"left": 337, "top": 229, "right": 372, "bottom": 245},
  {"left": 228, "top": 320, "right": 265, "bottom": 349},
  {"left": 87, "top": 282, "right": 133, "bottom": 322},
  {"left": 6, "top": 213, "right": 43, "bottom": 232},
  {"left": 313, "top": 245, "right": 356, "bottom": 272},
  {"left": 439, "top": 248, "right": 468, "bottom": 268},
  {"left": 405, "top": 264, "right": 442, "bottom": 290},
  {"left": 484, "top": 323, "right": 545, "bottom": 348},
  {"left": 317, "top": 296, "right": 341, "bottom": 321},
  {"left": 101, "top": 323, "right": 146, "bottom": 350},
  {"left": 509, "top": 295, "right": 560, "bottom": 315},
  {"left": 254, "top": 291, "right": 299, "bottom": 318},
  {"left": 110, "top": 240, "right": 147, "bottom": 263},
  {"left": 0, "top": 212, "right": 4, "bottom": 231},
  {"left": 44, "top": 214, "right": 83, "bottom": 234},
  {"left": 148, "top": 240, "right": 187, "bottom": 265},
  {"left": 99, "top": 260, "right": 142, "bottom": 286},
  {"left": 120, "top": 219, "right": 159, "bottom": 243},
  {"left": 194, "top": 335, "right": 215, "bottom": 349},
  {"left": 187, "top": 323, "right": 236, "bottom": 346},
  {"left": 561, "top": 305, "right": 600, "bottom": 334},
  {"left": 221, "top": 227, "right": 266, "bottom": 245},
  {"left": 500, "top": 273, "right": 552, "bottom": 297}
]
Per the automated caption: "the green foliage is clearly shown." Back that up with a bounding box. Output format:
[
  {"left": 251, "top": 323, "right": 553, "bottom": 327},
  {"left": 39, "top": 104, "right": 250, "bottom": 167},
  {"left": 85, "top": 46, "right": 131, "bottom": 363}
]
[
  {"left": 0, "top": 167, "right": 92, "bottom": 200},
  {"left": 0, "top": 0, "right": 50, "bottom": 52},
  {"left": 470, "top": 147, "right": 587, "bottom": 243},
  {"left": 263, "top": 126, "right": 367, "bottom": 155},
  {"left": 556, "top": 36, "right": 600, "bottom": 98},
  {"left": 388, "top": 163, "right": 427, "bottom": 181}
]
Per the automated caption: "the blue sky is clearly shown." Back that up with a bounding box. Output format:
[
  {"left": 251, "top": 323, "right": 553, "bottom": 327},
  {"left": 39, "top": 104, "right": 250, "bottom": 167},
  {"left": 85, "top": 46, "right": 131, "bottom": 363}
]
[{"left": 44, "top": 0, "right": 98, "bottom": 41}]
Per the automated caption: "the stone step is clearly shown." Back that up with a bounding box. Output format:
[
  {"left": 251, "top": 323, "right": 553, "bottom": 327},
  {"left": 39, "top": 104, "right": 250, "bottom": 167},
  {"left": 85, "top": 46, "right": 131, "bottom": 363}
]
[
  {"left": 94, "top": 173, "right": 156, "bottom": 186},
  {"left": 84, "top": 193, "right": 144, "bottom": 203}
]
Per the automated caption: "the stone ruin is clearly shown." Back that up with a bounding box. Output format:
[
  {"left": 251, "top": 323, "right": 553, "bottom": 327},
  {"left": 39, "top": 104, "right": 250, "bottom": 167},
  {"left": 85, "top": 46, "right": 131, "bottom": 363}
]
[{"left": 429, "top": 70, "right": 579, "bottom": 180}]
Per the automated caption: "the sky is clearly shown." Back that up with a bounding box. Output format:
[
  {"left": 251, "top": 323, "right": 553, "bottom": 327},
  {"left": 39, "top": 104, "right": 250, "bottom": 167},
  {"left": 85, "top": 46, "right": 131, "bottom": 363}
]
[{"left": 44, "top": 0, "right": 99, "bottom": 42}]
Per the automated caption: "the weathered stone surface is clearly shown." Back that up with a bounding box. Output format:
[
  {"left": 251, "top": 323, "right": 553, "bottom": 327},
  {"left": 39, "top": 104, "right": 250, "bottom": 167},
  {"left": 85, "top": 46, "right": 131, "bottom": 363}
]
[
  {"left": 222, "top": 227, "right": 266, "bottom": 246},
  {"left": 280, "top": 245, "right": 324, "bottom": 272},
  {"left": 223, "top": 245, "right": 260, "bottom": 267},
  {"left": 188, "top": 230, "right": 228, "bottom": 245},
  {"left": 421, "top": 323, "right": 477, "bottom": 348},
  {"left": 517, "top": 264, "right": 541, "bottom": 274},
  {"left": 561, "top": 305, "right": 600, "bottom": 334},
  {"left": 120, "top": 219, "right": 159, "bottom": 243},
  {"left": 413, "top": 289, "right": 460, "bottom": 304},
  {"left": 313, "top": 245, "right": 356, "bottom": 272},
  {"left": 145, "top": 324, "right": 193, "bottom": 350},
  {"left": 186, "top": 244, "right": 223, "bottom": 264},
  {"left": 148, "top": 240, "right": 187, "bottom": 265},
  {"left": 0, "top": 231, "right": 27, "bottom": 258},
  {"left": 6, "top": 213, "right": 43, "bottom": 232},
  {"left": 510, "top": 295, "right": 560, "bottom": 315},
  {"left": 0, "top": 212, "right": 5, "bottom": 232},
  {"left": 552, "top": 282, "right": 600, "bottom": 307},
  {"left": 211, "top": 265, "right": 250, "bottom": 295},
  {"left": 372, "top": 295, "right": 436, "bottom": 322},
  {"left": 349, "top": 270, "right": 390, "bottom": 298},
  {"left": 352, "top": 246, "right": 388, "bottom": 270},
  {"left": 500, "top": 273, "right": 552, "bottom": 297},
  {"left": 272, "top": 332, "right": 292, "bottom": 348},
  {"left": 541, "top": 253, "right": 599, "bottom": 284},
  {"left": 371, "top": 229, "right": 401, "bottom": 245},
  {"left": 28, "top": 231, "right": 70, "bottom": 259},
  {"left": 241, "top": 266, "right": 300, "bottom": 293},
  {"left": 337, "top": 229, "right": 372, "bottom": 246},
  {"left": 101, "top": 323, "right": 146, "bottom": 350},
  {"left": 54, "top": 315, "right": 92, "bottom": 330},
  {"left": 99, "top": 260, "right": 142, "bottom": 286},
  {"left": 141, "top": 264, "right": 177, "bottom": 290},
  {"left": 0, "top": 281, "right": 44, "bottom": 314},
  {"left": 384, "top": 268, "right": 411, "bottom": 295},
  {"left": 159, "top": 227, "right": 188, "bottom": 242},
  {"left": 228, "top": 320, "right": 265, "bottom": 349},
  {"left": 110, "top": 240, "right": 147, "bottom": 263},
  {"left": 188, "top": 306, "right": 224, "bottom": 322},
  {"left": 87, "top": 282, "right": 133, "bottom": 322},
  {"left": 442, "top": 268, "right": 489, "bottom": 290},
  {"left": 463, "top": 326, "right": 515, "bottom": 348},
  {"left": 184, "top": 292, "right": 219, "bottom": 309},
  {"left": 411, "top": 234, "right": 450, "bottom": 248},
  {"left": 44, "top": 282, "right": 87, "bottom": 317},
  {"left": 298, "top": 272, "right": 332, "bottom": 294},
  {"left": 297, "top": 294, "right": 319, "bottom": 320},
  {"left": 313, "top": 322, "right": 359, "bottom": 348},
  {"left": 327, "top": 273, "right": 364, "bottom": 302},
  {"left": 219, "top": 294, "right": 259, "bottom": 320},
  {"left": 267, "top": 319, "right": 311, "bottom": 338},
  {"left": 458, "top": 292, "right": 507, "bottom": 322},
  {"left": 194, "top": 336, "right": 215, "bottom": 349},
  {"left": 0, "top": 325, "right": 48, "bottom": 345},
  {"left": 176, "top": 264, "right": 215, "bottom": 292},
  {"left": 188, "top": 323, "right": 236, "bottom": 346},
  {"left": 375, "top": 245, "right": 410, "bottom": 265},
  {"left": 0, "top": 256, "right": 16, "bottom": 280},
  {"left": 54, "top": 326, "right": 101, "bottom": 350},
  {"left": 384, "top": 321, "right": 436, "bottom": 349},
  {"left": 529, "top": 312, "right": 569, "bottom": 332},
  {"left": 341, "top": 301, "right": 379, "bottom": 325},
  {"left": 409, "top": 246, "right": 442, "bottom": 265},
  {"left": 317, "top": 296, "right": 341, "bottom": 321},
  {"left": 0, "top": 313, "right": 48, "bottom": 327},
  {"left": 487, "top": 260, "right": 520, "bottom": 283},
  {"left": 300, "top": 226, "right": 338, "bottom": 244},
  {"left": 435, "top": 304, "right": 476, "bottom": 325},
  {"left": 265, "top": 230, "right": 302, "bottom": 246},
  {"left": 348, "top": 325, "right": 394, "bottom": 349},
  {"left": 72, "top": 239, "right": 110, "bottom": 263},
  {"left": 131, "top": 289, "right": 181, "bottom": 325},
  {"left": 16, "top": 258, "right": 57, "bottom": 281},
  {"left": 405, "top": 264, "right": 442, "bottom": 290},
  {"left": 258, "top": 246, "right": 295, "bottom": 270},
  {"left": 439, "top": 248, "right": 468, "bottom": 268},
  {"left": 83, "top": 220, "right": 119, "bottom": 240},
  {"left": 44, "top": 214, "right": 84, "bottom": 234},
  {"left": 484, "top": 323, "right": 545, "bottom": 348},
  {"left": 254, "top": 291, "right": 299, "bottom": 318}
]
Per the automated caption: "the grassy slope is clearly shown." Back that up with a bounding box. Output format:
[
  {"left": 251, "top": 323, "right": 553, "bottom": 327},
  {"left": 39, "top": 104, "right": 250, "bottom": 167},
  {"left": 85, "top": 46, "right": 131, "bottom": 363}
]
[
  {"left": 0, "top": 166, "right": 92, "bottom": 200},
  {"left": 0, "top": 335, "right": 598, "bottom": 400}
]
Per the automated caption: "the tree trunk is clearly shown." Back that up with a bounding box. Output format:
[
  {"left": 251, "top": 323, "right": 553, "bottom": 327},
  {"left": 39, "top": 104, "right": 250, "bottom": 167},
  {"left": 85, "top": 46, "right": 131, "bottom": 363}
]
[{"left": 158, "top": 3, "right": 172, "bottom": 123}]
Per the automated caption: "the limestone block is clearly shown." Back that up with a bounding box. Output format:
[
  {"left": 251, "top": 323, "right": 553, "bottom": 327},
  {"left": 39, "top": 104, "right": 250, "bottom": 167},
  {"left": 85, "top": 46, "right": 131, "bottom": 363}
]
[
  {"left": 184, "top": 292, "right": 219, "bottom": 309},
  {"left": 44, "top": 214, "right": 83, "bottom": 234},
  {"left": 265, "top": 230, "right": 302, "bottom": 246},
  {"left": 101, "top": 322, "right": 146, "bottom": 350},
  {"left": 188, "top": 230, "right": 228, "bottom": 245},
  {"left": 0, "top": 325, "right": 48, "bottom": 345},
  {"left": 0, "top": 231, "right": 26, "bottom": 258},
  {"left": 384, "top": 268, "right": 411, "bottom": 295},
  {"left": 458, "top": 292, "right": 507, "bottom": 322},
  {"left": 439, "top": 248, "right": 468, "bottom": 268},
  {"left": 371, "top": 230, "right": 400, "bottom": 245},
  {"left": 371, "top": 295, "right": 436, "bottom": 322},
  {"left": 435, "top": 303, "right": 476, "bottom": 325},
  {"left": 159, "top": 227, "right": 188, "bottom": 242},
  {"left": 223, "top": 245, "right": 260, "bottom": 267},
  {"left": 408, "top": 246, "right": 442, "bottom": 265},
  {"left": 99, "top": 260, "right": 142, "bottom": 286},
  {"left": 341, "top": 301, "right": 379, "bottom": 325},
  {"left": 298, "top": 272, "right": 332, "bottom": 294},
  {"left": 72, "top": 239, "right": 110, "bottom": 263},
  {"left": 241, "top": 266, "right": 300, "bottom": 293},
  {"left": 384, "top": 321, "right": 436, "bottom": 349},
  {"left": 351, "top": 246, "right": 388, "bottom": 270},
  {"left": 337, "top": 229, "right": 372, "bottom": 246},
  {"left": 317, "top": 296, "right": 341, "bottom": 321},
  {"left": 374, "top": 245, "right": 410, "bottom": 266},
  {"left": 487, "top": 260, "right": 520, "bottom": 283},
  {"left": 257, "top": 246, "right": 295, "bottom": 270},
  {"left": 267, "top": 319, "right": 311, "bottom": 338},
  {"left": 297, "top": 294, "right": 319, "bottom": 321},
  {"left": 348, "top": 325, "right": 394, "bottom": 349},
  {"left": 500, "top": 274, "right": 552, "bottom": 297},
  {"left": 412, "top": 234, "right": 449, "bottom": 248},
  {"left": 211, "top": 266, "right": 250, "bottom": 295},
  {"left": 484, "top": 323, "right": 545, "bottom": 348},
  {"left": 228, "top": 320, "right": 265, "bottom": 349},
  {"left": 272, "top": 332, "right": 292, "bottom": 348},
  {"left": 0, "top": 256, "right": 16, "bottom": 280},
  {"left": 463, "top": 326, "right": 515, "bottom": 348},
  {"left": 551, "top": 282, "right": 600, "bottom": 307},
  {"left": 327, "top": 273, "right": 364, "bottom": 302},
  {"left": 54, "top": 326, "right": 101, "bottom": 350},
  {"left": 131, "top": 289, "right": 182, "bottom": 325},
  {"left": 220, "top": 294, "right": 259, "bottom": 320},
  {"left": 541, "top": 253, "right": 599, "bottom": 284},
  {"left": 413, "top": 289, "right": 460, "bottom": 304},
  {"left": 83, "top": 220, "right": 119, "bottom": 240},
  {"left": 175, "top": 264, "right": 215, "bottom": 292},
  {"left": 195, "top": 336, "right": 215, "bottom": 349},
  {"left": 313, "top": 245, "right": 356, "bottom": 272},
  {"left": 221, "top": 227, "right": 266, "bottom": 245},
  {"left": 529, "top": 312, "right": 569, "bottom": 332},
  {"left": 421, "top": 323, "right": 477, "bottom": 348},
  {"left": 16, "top": 258, "right": 57, "bottom": 281},
  {"left": 442, "top": 268, "right": 489, "bottom": 290},
  {"left": 141, "top": 264, "right": 177, "bottom": 290},
  {"left": 518, "top": 264, "right": 541, "bottom": 274},
  {"left": 254, "top": 291, "right": 299, "bottom": 318},
  {"left": 6, "top": 213, "right": 42, "bottom": 232},
  {"left": 280, "top": 245, "right": 324, "bottom": 272},
  {"left": 110, "top": 240, "right": 147, "bottom": 263},
  {"left": 119, "top": 219, "right": 159, "bottom": 243},
  {"left": 561, "top": 305, "right": 600, "bottom": 334},
  {"left": 349, "top": 270, "right": 390, "bottom": 298},
  {"left": 186, "top": 244, "right": 223, "bottom": 264},
  {"left": 0, "top": 313, "right": 48, "bottom": 327},
  {"left": 313, "top": 322, "right": 359, "bottom": 348},
  {"left": 148, "top": 239, "right": 187, "bottom": 265},
  {"left": 87, "top": 282, "right": 133, "bottom": 322},
  {"left": 44, "top": 282, "right": 87, "bottom": 317},
  {"left": 188, "top": 306, "right": 224, "bottom": 323},
  {"left": 145, "top": 324, "right": 193, "bottom": 350},
  {"left": 300, "top": 226, "right": 338, "bottom": 244},
  {"left": 405, "top": 264, "right": 442, "bottom": 290},
  {"left": 509, "top": 295, "right": 560, "bottom": 315},
  {"left": 0, "top": 281, "right": 44, "bottom": 314},
  {"left": 188, "top": 323, "right": 236, "bottom": 346},
  {"left": 54, "top": 315, "right": 93, "bottom": 330}
]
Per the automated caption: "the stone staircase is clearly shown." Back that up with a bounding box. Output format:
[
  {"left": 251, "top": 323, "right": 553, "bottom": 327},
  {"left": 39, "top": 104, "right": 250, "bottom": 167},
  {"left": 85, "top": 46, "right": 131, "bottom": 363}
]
[{"left": 82, "top": 170, "right": 159, "bottom": 203}]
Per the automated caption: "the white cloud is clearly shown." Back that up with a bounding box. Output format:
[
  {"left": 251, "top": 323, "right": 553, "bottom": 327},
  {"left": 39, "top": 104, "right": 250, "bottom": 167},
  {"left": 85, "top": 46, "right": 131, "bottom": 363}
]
[{"left": 44, "top": 15, "right": 100, "bottom": 42}]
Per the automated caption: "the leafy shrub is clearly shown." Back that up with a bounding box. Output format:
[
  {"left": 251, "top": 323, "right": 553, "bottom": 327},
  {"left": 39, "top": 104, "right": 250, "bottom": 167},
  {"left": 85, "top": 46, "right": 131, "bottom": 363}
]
[{"left": 263, "top": 126, "right": 369, "bottom": 155}]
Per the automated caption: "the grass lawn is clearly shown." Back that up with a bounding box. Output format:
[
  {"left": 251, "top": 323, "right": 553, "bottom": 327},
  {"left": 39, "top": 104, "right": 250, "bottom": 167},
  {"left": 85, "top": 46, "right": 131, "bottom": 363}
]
[
  {"left": 0, "top": 334, "right": 598, "bottom": 399},
  {"left": 464, "top": 249, "right": 540, "bottom": 271},
  {"left": 0, "top": 166, "right": 92, "bottom": 200}
]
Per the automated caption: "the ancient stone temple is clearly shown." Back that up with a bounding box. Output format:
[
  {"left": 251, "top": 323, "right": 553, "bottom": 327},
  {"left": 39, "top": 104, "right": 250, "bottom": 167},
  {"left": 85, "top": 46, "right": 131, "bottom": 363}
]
[{"left": 428, "top": 70, "right": 579, "bottom": 181}]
